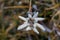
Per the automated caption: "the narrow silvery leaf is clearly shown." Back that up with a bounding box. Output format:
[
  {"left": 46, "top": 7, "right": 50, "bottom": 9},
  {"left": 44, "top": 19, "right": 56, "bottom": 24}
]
[
  {"left": 57, "top": 31, "right": 60, "bottom": 36},
  {"left": 19, "top": 16, "right": 27, "bottom": 21},
  {"left": 33, "top": 28, "right": 39, "bottom": 34},
  {"left": 33, "top": 12, "right": 38, "bottom": 18},
  {"left": 45, "top": 27, "right": 52, "bottom": 33},
  {"left": 36, "top": 23, "right": 46, "bottom": 31},
  {"left": 17, "top": 22, "right": 28, "bottom": 30},
  {"left": 40, "top": 21, "right": 52, "bottom": 32},
  {"left": 26, "top": 26, "right": 31, "bottom": 31}
]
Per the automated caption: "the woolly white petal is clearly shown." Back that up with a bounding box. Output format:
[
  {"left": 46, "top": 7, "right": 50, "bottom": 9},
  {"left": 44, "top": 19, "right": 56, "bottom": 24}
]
[
  {"left": 19, "top": 16, "right": 27, "bottom": 21},
  {"left": 34, "top": 18, "right": 45, "bottom": 21},
  {"left": 33, "top": 12, "right": 38, "bottom": 18},
  {"left": 17, "top": 22, "right": 28, "bottom": 30},
  {"left": 33, "top": 23, "right": 37, "bottom": 28},
  {"left": 26, "top": 18, "right": 29, "bottom": 20},
  {"left": 25, "top": 26, "right": 31, "bottom": 31},
  {"left": 33, "top": 24, "right": 39, "bottom": 34},
  {"left": 36, "top": 23, "right": 46, "bottom": 31},
  {"left": 28, "top": 14, "right": 32, "bottom": 18},
  {"left": 33, "top": 28, "right": 39, "bottom": 34}
]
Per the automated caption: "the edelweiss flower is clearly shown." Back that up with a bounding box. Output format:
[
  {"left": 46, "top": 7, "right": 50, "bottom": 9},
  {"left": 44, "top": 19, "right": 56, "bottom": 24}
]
[{"left": 17, "top": 12, "right": 46, "bottom": 34}]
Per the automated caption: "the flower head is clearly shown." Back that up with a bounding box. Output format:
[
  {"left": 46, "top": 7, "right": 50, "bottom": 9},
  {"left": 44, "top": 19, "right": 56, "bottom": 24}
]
[{"left": 17, "top": 12, "right": 46, "bottom": 34}]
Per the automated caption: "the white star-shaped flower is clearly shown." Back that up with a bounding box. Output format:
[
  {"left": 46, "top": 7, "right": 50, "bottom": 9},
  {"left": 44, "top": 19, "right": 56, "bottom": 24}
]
[{"left": 17, "top": 12, "right": 46, "bottom": 34}]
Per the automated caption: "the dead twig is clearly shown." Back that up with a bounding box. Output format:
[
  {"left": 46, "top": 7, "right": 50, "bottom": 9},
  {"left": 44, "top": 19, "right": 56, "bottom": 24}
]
[
  {"left": 45, "top": 4, "right": 59, "bottom": 10},
  {"left": 5, "top": 22, "right": 16, "bottom": 34},
  {"left": 4, "top": 6, "right": 29, "bottom": 9}
]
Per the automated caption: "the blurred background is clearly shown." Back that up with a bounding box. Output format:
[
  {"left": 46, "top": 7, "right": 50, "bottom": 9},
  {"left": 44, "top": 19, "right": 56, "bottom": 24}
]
[{"left": 0, "top": 0, "right": 60, "bottom": 40}]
